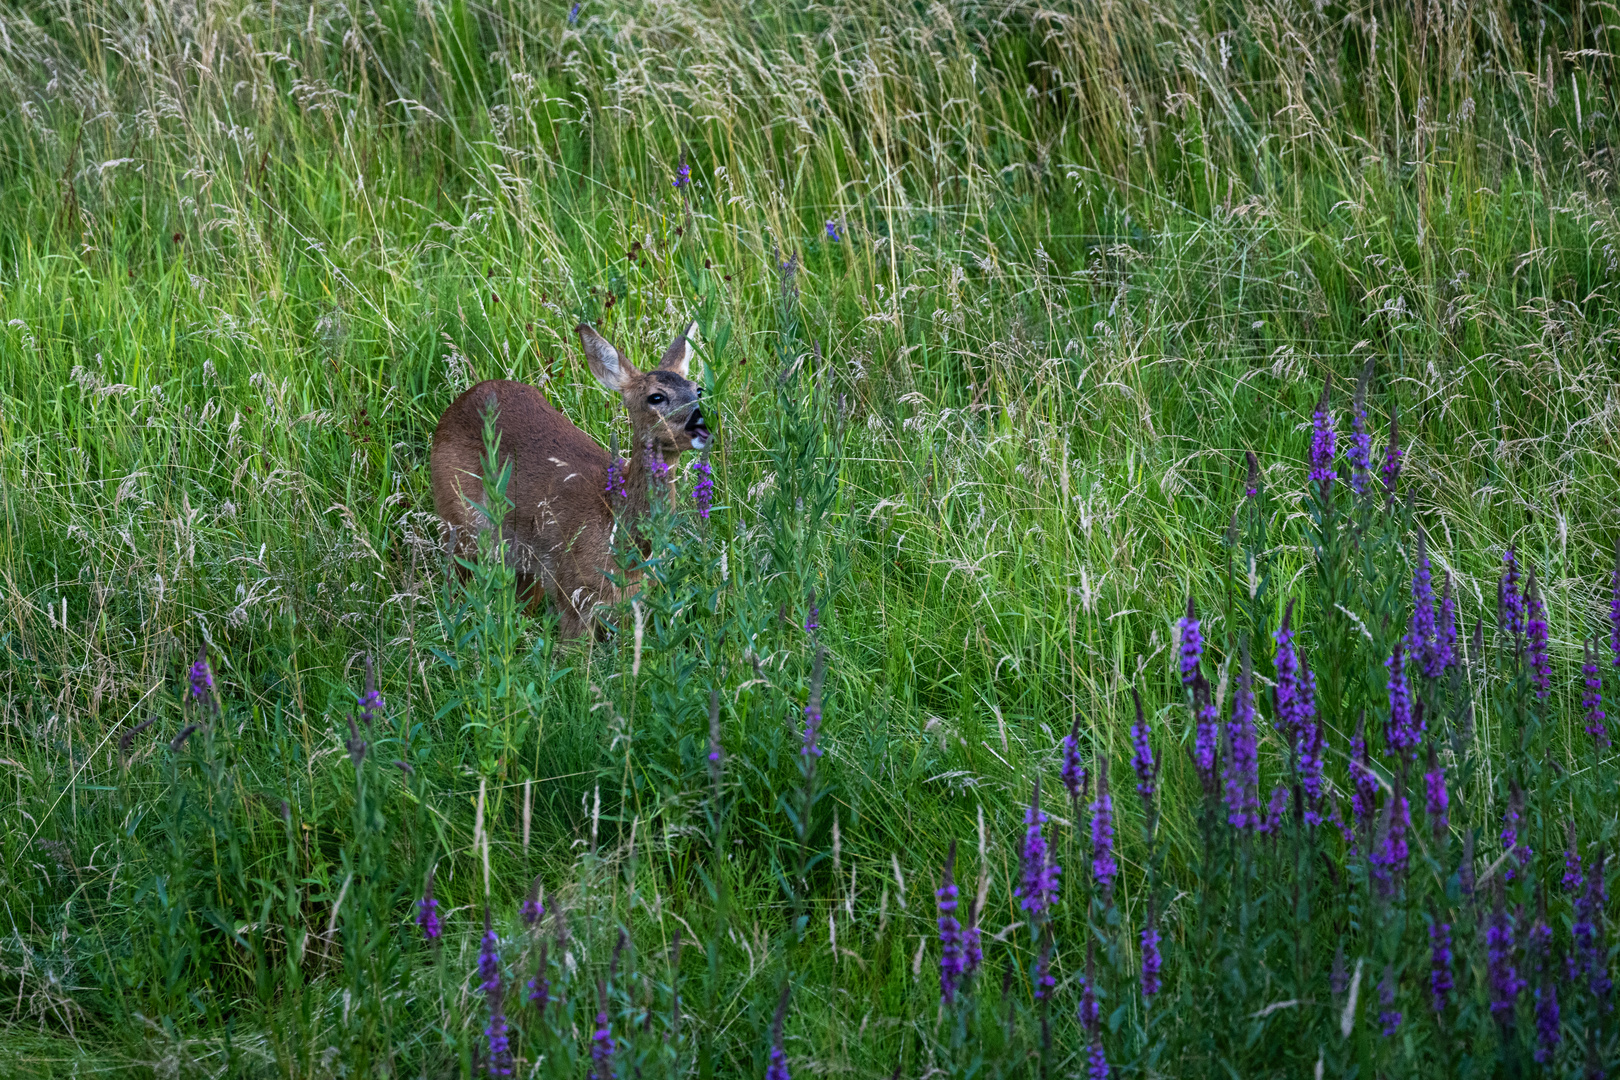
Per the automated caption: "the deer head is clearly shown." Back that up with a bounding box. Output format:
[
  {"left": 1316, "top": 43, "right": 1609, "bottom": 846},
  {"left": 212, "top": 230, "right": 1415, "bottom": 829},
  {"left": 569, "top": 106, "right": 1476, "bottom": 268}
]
[{"left": 577, "top": 321, "right": 710, "bottom": 457}]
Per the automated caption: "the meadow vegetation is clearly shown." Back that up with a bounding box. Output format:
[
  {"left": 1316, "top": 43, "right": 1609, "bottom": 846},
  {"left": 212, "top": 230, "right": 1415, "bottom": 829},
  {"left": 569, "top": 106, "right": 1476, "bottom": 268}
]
[{"left": 2, "top": 0, "right": 1620, "bottom": 1074}]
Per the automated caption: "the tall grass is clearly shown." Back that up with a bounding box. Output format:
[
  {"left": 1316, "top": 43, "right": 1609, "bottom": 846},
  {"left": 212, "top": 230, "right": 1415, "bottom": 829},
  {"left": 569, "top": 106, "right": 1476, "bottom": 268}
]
[{"left": 2, "top": 0, "right": 1620, "bottom": 1074}]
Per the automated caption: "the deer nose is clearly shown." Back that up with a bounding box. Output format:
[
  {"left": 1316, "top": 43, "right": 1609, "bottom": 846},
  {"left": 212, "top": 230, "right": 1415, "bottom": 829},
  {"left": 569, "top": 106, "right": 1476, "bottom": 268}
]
[{"left": 684, "top": 405, "right": 711, "bottom": 446}]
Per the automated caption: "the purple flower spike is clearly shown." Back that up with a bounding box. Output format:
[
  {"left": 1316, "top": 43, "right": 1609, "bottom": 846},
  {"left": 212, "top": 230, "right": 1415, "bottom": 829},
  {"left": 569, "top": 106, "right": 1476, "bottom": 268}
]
[
  {"left": 605, "top": 456, "right": 628, "bottom": 500},
  {"left": 1273, "top": 600, "right": 1301, "bottom": 737},
  {"left": 1584, "top": 640, "right": 1609, "bottom": 746},
  {"left": 804, "top": 590, "right": 820, "bottom": 634},
  {"left": 1410, "top": 532, "right": 1441, "bottom": 678},
  {"left": 189, "top": 646, "right": 214, "bottom": 707},
  {"left": 1079, "top": 942, "right": 1100, "bottom": 1030},
  {"left": 691, "top": 457, "right": 714, "bottom": 519},
  {"left": 1611, "top": 536, "right": 1620, "bottom": 669},
  {"left": 1244, "top": 449, "right": 1260, "bottom": 499},
  {"left": 417, "top": 870, "right": 442, "bottom": 942},
  {"left": 1430, "top": 921, "right": 1453, "bottom": 1013},
  {"left": 1090, "top": 762, "right": 1118, "bottom": 898},
  {"left": 937, "top": 841, "right": 966, "bottom": 1006},
  {"left": 1130, "top": 688, "right": 1156, "bottom": 806},
  {"left": 480, "top": 908, "right": 514, "bottom": 1077},
  {"left": 1258, "top": 784, "right": 1289, "bottom": 836},
  {"left": 1526, "top": 567, "right": 1551, "bottom": 698},
  {"left": 1380, "top": 410, "right": 1403, "bottom": 503},
  {"left": 1016, "top": 780, "right": 1062, "bottom": 918},
  {"left": 672, "top": 154, "right": 691, "bottom": 190},
  {"left": 801, "top": 647, "right": 826, "bottom": 759},
  {"left": 358, "top": 655, "right": 383, "bottom": 725},
  {"left": 1178, "top": 596, "right": 1203, "bottom": 684},
  {"left": 1378, "top": 964, "right": 1401, "bottom": 1036},
  {"left": 1501, "top": 785, "right": 1530, "bottom": 881},
  {"left": 522, "top": 877, "right": 545, "bottom": 928},
  {"left": 1488, "top": 889, "right": 1526, "bottom": 1014},
  {"left": 1061, "top": 715, "right": 1087, "bottom": 806},
  {"left": 1500, "top": 546, "right": 1526, "bottom": 639},
  {"left": 1565, "top": 824, "right": 1585, "bottom": 893},
  {"left": 1191, "top": 673, "right": 1220, "bottom": 797},
  {"left": 1435, "top": 572, "right": 1457, "bottom": 674},
  {"left": 1222, "top": 643, "right": 1261, "bottom": 830},
  {"left": 590, "top": 982, "right": 616, "bottom": 1080},
  {"left": 527, "top": 945, "right": 550, "bottom": 1013},
  {"left": 1139, "top": 902, "right": 1162, "bottom": 999},
  {"left": 1370, "top": 786, "right": 1411, "bottom": 896},
  {"left": 1423, "top": 745, "right": 1448, "bottom": 838},
  {"left": 766, "top": 983, "right": 792, "bottom": 1080},
  {"left": 1534, "top": 980, "right": 1561, "bottom": 1064},
  {"left": 1086, "top": 1040, "right": 1110, "bottom": 1080},
  {"left": 1384, "top": 644, "right": 1421, "bottom": 759},
  {"left": 1033, "top": 938, "right": 1056, "bottom": 1001},
  {"left": 1347, "top": 361, "right": 1374, "bottom": 496},
  {"left": 1307, "top": 377, "right": 1337, "bottom": 492}
]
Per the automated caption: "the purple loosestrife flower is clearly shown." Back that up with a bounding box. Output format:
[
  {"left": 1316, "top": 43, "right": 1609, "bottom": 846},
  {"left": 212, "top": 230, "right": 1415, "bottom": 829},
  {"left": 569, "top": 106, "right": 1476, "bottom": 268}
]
[
  {"left": 766, "top": 983, "right": 791, "bottom": 1080},
  {"left": 1130, "top": 688, "right": 1156, "bottom": 806},
  {"left": 801, "top": 647, "right": 826, "bottom": 759},
  {"left": 1307, "top": 378, "right": 1337, "bottom": 491},
  {"left": 1575, "top": 848, "right": 1610, "bottom": 996},
  {"left": 189, "top": 646, "right": 214, "bottom": 707},
  {"left": 1410, "top": 532, "right": 1442, "bottom": 678},
  {"left": 1378, "top": 965, "right": 1401, "bottom": 1036},
  {"left": 1347, "top": 362, "right": 1374, "bottom": 495},
  {"left": 568, "top": 2, "right": 580, "bottom": 24},
  {"left": 1435, "top": 572, "right": 1457, "bottom": 674},
  {"left": 1139, "top": 901, "right": 1162, "bottom": 999},
  {"left": 691, "top": 457, "right": 714, "bottom": 519},
  {"left": 1487, "top": 889, "right": 1526, "bottom": 1015},
  {"left": 1349, "top": 712, "right": 1378, "bottom": 837},
  {"left": 1502, "top": 784, "right": 1530, "bottom": 881},
  {"left": 1192, "top": 673, "right": 1220, "bottom": 797},
  {"left": 1370, "top": 789, "right": 1411, "bottom": 896},
  {"left": 1500, "top": 546, "right": 1526, "bottom": 638},
  {"left": 1033, "top": 937, "right": 1055, "bottom": 1001},
  {"left": 1384, "top": 644, "right": 1421, "bottom": 758},
  {"left": 1565, "top": 825, "right": 1584, "bottom": 893},
  {"left": 1526, "top": 567, "right": 1551, "bottom": 698},
  {"left": 1611, "top": 536, "right": 1620, "bottom": 669},
  {"left": 804, "top": 590, "right": 820, "bottom": 633},
  {"left": 1086, "top": 1041, "right": 1110, "bottom": 1080},
  {"left": 358, "top": 655, "right": 383, "bottom": 725},
  {"left": 1060, "top": 715, "right": 1087, "bottom": 807},
  {"left": 1424, "top": 745, "right": 1448, "bottom": 838},
  {"left": 479, "top": 908, "right": 513, "bottom": 1077},
  {"left": 671, "top": 154, "right": 691, "bottom": 189},
  {"left": 522, "top": 877, "right": 545, "bottom": 928},
  {"left": 590, "top": 982, "right": 616, "bottom": 1080},
  {"left": 527, "top": 945, "right": 550, "bottom": 1012},
  {"left": 1534, "top": 981, "right": 1560, "bottom": 1064},
  {"left": 1295, "top": 659, "right": 1324, "bottom": 818},
  {"left": 417, "top": 871, "right": 442, "bottom": 942},
  {"left": 1016, "top": 781, "right": 1061, "bottom": 917},
  {"left": 1380, "top": 410, "right": 1403, "bottom": 503},
  {"left": 1273, "top": 601, "right": 1301, "bottom": 738},
  {"left": 1430, "top": 921, "right": 1453, "bottom": 1013},
  {"left": 1258, "top": 785, "right": 1289, "bottom": 836},
  {"left": 825, "top": 220, "right": 841, "bottom": 241},
  {"left": 937, "top": 841, "right": 966, "bottom": 1005},
  {"left": 1091, "top": 761, "right": 1118, "bottom": 898},
  {"left": 1222, "top": 643, "right": 1261, "bottom": 830},
  {"left": 1585, "top": 640, "right": 1609, "bottom": 745},
  {"left": 1079, "top": 942, "right": 1100, "bottom": 1030},
  {"left": 962, "top": 897, "right": 983, "bottom": 976},
  {"left": 1178, "top": 596, "right": 1203, "bottom": 684},
  {"left": 605, "top": 457, "right": 628, "bottom": 500}
]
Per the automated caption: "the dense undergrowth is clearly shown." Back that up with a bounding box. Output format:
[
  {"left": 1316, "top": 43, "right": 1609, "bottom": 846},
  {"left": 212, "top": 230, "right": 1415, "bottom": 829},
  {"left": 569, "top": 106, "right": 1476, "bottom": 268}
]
[{"left": 3, "top": 0, "right": 1620, "bottom": 1075}]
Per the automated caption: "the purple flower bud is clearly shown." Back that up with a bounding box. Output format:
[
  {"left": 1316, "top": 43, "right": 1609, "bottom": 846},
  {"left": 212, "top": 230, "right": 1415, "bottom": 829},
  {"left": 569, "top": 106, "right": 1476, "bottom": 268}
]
[
  {"left": 691, "top": 457, "right": 714, "bottom": 519},
  {"left": 479, "top": 908, "right": 514, "bottom": 1077},
  {"left": 766, "top": 982, "right": 791, "bottom": 1080},
  {"left": 1423, "top": 745, "right": 1448, "bottom": 838},
  {"left": 804, "top": 590, "right": 820, "bottom": 633},
  {"left": 568, "top": 2, "right": 580, "bottom": 24},
  {"left": 1191, "top": 674, "right": 1220, "bottom": 797},
  {"left": 1178, "top": 596, "right": 1203, "bottom": 684},
  {"left": 1380, "top": 411, "right": 1403, "bottom": 503},
  {"left": 1488, "top": 889, "right": 1526, "bottom": 1015},
  {"left": 1585, "top": 640, "right": 1609, "bottom": 746},
  {"left": 1090, "top": 762, "right": 1117, "bottom": 898},
  {"left": 825, "top": 220, "right": 841, "bottom": 242},
  {"left": 1257, "top": 784, "right": 1289, "bottom": 836},
  {"left": 1378, "top": 964, "right": 1401, "bottom": 1036},
  {"left": 1526, "top": 567, "right": 1551, "bottom": 698},
  {"left": 1033, "top": 937, "right": 1055, "bottom": 1001},
  {"left": 672, "top": 155, "right": 691, "bottom": 190},
  {"left": 1307, "top": 378, "right": 1337, "bottom": 491},
  {"left": 590, "top": 981, "right": 616, "bottom": 1080},
  {"left": 1016, "top": 781, "right": 1062, "bottom": 917},
  {"left": 1245, "top": 449, "right": 1260, "bottom": 499},
  {"left": 1384, "top": 644, "right": 1421, "bottom": 759},
  {"left": 1086, "top": 1040, "right": 1110, "bottom": 1080},
  {"left": 1347, "top": 362, "right": 1374, "bottom": 496},
  {"left": 1273, "top": 601, "right": 1301, "bottom": 735},
  {"left": 1502, "top": 784, "right": 1530, "bottom": 881},
  {"left": 358, "top": 655, "right": 383, "bottom": 725},
  {"left": 1060, "top": 715, "right": 1087, "bottom": 806},
  {"left": 189, "top": 646, "right": 214, "bottom": 707},
  {"left": 522, "top": 877, "right": 545, "bottom": 928},
  {"left": 1222, "top": 642, "right": 1261, "bottom": 830},
  {"left": 1139, "top": 901, "right": 1162, "bottom": 999},
  {"left": 417, "top": 871, "right": 442, "bottom": 942},
  {"left": 605, "top": 456, "right": 628, "bottom": 500},
  {"left": 1129, "top": 689, "right": 1156, "bottom": 806},
  {"left": 1575, "top": 847, "right": 1611, "bottom": 998},
  {"left": 1409, "top": 532, "right": 1443, "bottom": 678},
  {"left": 1370, "top": 787, "right": 1411, "bottom": 896},
  {"left": 937, "top": 841, "right": 966, "bottom": 1005},
  {"left": 1500, "top": 546, "right": 1526, "bottom": 638},
  {"left": 1430, "top": 921, "right": 1453, "bottom": 1013}
]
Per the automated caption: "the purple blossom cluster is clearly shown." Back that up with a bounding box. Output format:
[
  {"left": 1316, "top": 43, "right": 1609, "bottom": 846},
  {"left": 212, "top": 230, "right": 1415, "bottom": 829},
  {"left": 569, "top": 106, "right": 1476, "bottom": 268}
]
[
  {"left": 691, "top": 457, "right": 714, "bottom": 519},
  {"left": 479, "top": 910, "right": 514, "bottom": 1077},
  {"left": 937, "top": 842, "right": 966, "bottom": 1005},
  {"left": 1500, "top": 546, "right": 1526, "bottom": 638},
  {"left": 1192, "top": 674, "right": 1220, "bottom": 796},
  {"left": 1139, "top": 907, "right": 1162, "bottom": 998},
  {"left": 1129, "top": 689, "right": 1156, "bottom": 805},
  {"left": 1384, "top": 644, "right": 1421, "bottom": 759},
  {"left": 1346, "top": 369, "right": 1373, "bottom": 496},
  {"left": 1178, "top": 596, "right": 1202, "bottom": 684},
  {"left": 1016, "top": 783, "right": 1061, "bottom": 917},
  {"left": 1307, "top": 380, "right": 1337, "bottom": 490},
  {"left": 1430, "top": 922, "right": 1453, "bottom": 1013},
  {"left": 1380, "top": 412, "right": 1403, "bottom": 501},
  {"left": 1222, "top": 647, "right": 1261, "bottom": 830},
  {"left": 1584, "top": 640, "right": 1609, "bottom": 745},
  {"left": 1060, "top": 716, "right": 1087, "bottom": 806},
  {"left": 1526, "top": 568, "right": 1551, "bottom": 698},
  {"left": 605, "top": 456, "right": 628, "bottom": 500},
  {"left": 189, "top": 646, "right": 214, "bottom": 706},
  {"left": 1423, "top": 747, "right": 1448, "bottom": 837},
  {"left": 1488, "top": 896, "right": 1526, "bottom": 1014},
  {"left": 1091, "top": 764, "right": 1118, "bottom": 897},
  {"left": 1377, "top": 965, "right": 1400, "bottom": 1035}
]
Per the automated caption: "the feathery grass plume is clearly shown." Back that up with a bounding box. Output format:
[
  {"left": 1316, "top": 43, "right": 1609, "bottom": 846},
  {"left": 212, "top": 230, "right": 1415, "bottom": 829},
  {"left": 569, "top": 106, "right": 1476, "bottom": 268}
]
[
  {"left": 1347, "top": 360, "right": 1374, "bottom": 495},
  {"left": 1525, "top": 566, "right": 1551, "bottom": 697},
  {"left": 1564, "top": 823, "right": 1584, "bottom": 893},
  {"left": 590, "top": 979, "right": 615, "bottom": 1080},
  {"left": 480, "top": 906, "right": 513, "bottom": 1077},
  {"left": 937, "top": 839, "right": 966, "bottom": 1005},
  {"left": 1089, "top": 763, "right": 1117, "bottom": 899},
  {"left": 1016, "top": 779, "right": 1061, "bottom": 917},
  {"left": 1429, "top": 920, "right": 1453, "bottom": 1013},
  {"left": 1139, "top": 897, "right": 1161, "bottom": 999},
  {"left": 766, "top": 981, "right": 791, "bottom": 1080},
  {"left": 1487, "top": 883, "right": 1526, "bottom": 1016},
  {"left": 417, "top": 868, "right": 442, "bottom": 942},
  {"left": 188, "top": 645, "right": 214, "bottom": 709},
  {"left": 169, "top": 724, "right": 199, "bottom": 752},
  {"left": 1377, "top": 964, "right": 1400, "bottom": 1035},
  {"left": 358, "top": 655, "right": 382, "bottom": 725},
  {"left": 1222, "top": 640, "right": 1261, "bottom": 830},
  {"left": 1191, "top": 673, "right": 1220, "bottom": 796},
  {"left": 1178, "top": 596, "right": 1202, "bottom": 684},
  {"left": 691, "top": 456, "right": 714, "bottom": 519},
  {"left": 1129, "top": 688, "right": 1156, "bottom": 807},
  {"left": 1307, "top": 376, "right": 1337, "bottom": 491},
  {"left": 1380, "top": 410, "right": 1403, "bottom": 505},
  {"left": 1500, "top": 546, "right": 1526, "bottom": 639},
  {"left": 1583, "top": 640, "right": 1609, "bottom": 745},
  {"left": 1244, "top": 450, "right": 1260, "bottom": 499},
  {"left": 521, "top": 877, "right": 545, "bottom": 928},
  {"left": 1060, "top": 715, "right": 1087, "bottom": 810},
  {"left": 1423, "top": 745, "right": 1448, "bottom": 839},
  {"left": 118, "top": 716, "right": 156, "bottom": 757}
]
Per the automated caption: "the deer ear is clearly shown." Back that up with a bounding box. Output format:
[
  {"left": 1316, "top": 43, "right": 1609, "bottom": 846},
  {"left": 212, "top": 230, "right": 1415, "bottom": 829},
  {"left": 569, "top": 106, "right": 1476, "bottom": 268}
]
[
  {"left": 656, "top": 321, "right": 698, "bottom": 378},
  {"left": 577, "top": 323, "right": 639, "bottom": 391}
]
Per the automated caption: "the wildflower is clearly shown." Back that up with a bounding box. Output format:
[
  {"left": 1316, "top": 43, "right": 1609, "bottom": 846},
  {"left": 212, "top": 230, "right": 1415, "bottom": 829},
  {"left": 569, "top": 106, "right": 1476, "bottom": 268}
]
[
  {"left": 1130, "top": 688, "right": 1156, "bottom": 806},
  {"left": 1060, "top": 716, "right": 1087, "bottom": 807},
  {"left": 1177, "top": 596, "right": 1202, "bottom": 684},
  {"left": 1384, "top": 644, "right": 1421, "bottom": 759},
  {"left": 1380, "top": 410, "right": 1402, "bottom": 502},
  {"left": 1016, "top": 781, "right": 1061, "bottom": 917},
  {"left": 605, "top": 456, "right": 628, "bottom": 499},
  {"left": 358, "top": 655, "right": 383, "bottom": 725},
  {"left": 1079, "top": 941, "right": 1100, "bottom": 1030},
  {"left": 1295, "top": 658, "right": 1324, "bottom": 817},
  {"left": 1033, "top": 937, "right": 1055, "bottom": 1001},
  {"left": 1585, "top": 640, "right": 1609, "bottom": 746},
  {"left": 1258, "top": 785, "right": 1289, "bottom": 836},
  {"left": 825, "top": 220, "right": 841, "bottom": 241},
  {"left": 1611, "top": 536, "right": 1620, "bottom": 669},
  {"left": 1574, "top": 848, "right": 1610, "bottom": 997},
  {"left": 691, "top": 457, "right": 714, "bottom": 519},
  {"left": 1191, "top": 673, "right": 1220, "bottom": 796},
  {"left": 708, "top": 688, "right": 724, "bottom": 778},
  {"left": 1273, "top": 601, "right": 1301, "bottom": 737},
  {"left": 480, "top": 908, "right": 514, "bottom": 1077},
  {"left": 1347, "top": 362, "right": 1373, "bottom": 496},
  {"left": 1526, "top": 567, "right": 1551, "bottom": 698},
  {"left": 1534, "top": 981, "right": 1560, "bottom": 1064},
  {"left": 1091, "top": 762, "right": 1118, "bottom": 898},
  {"left": 346, "top": 715, "right": 367, "bottom": 769},
  {"left": 1222, "top": 643, "right": 1261, "bottom": 830},
  {"left": 1307, "top": 377, "right": 1337, "bottom": 491},
  {"left": 1429, "top": 921, "right": 1453, "bottom": 1013},
  {"left": 527, "top": 944, "right": 550, "bottom": 1013},
  {"left": 189, "top": 646, "right": 214, "bottom": 707},
  {"left": 1502, "top": 784, "right": 1529, "bottom": 880},
  {"left": 802, "top": 647, "right": 826, "bottom": 758},
  {"left": 1086, "top": 1040, "right": 1110, "bottom": 1080},
  {"left": 1370, "top": 787, "right": 1411, "bottom": 895},
  {"left": 644, "top": 441, "right": 673, "bottom": 485},
  {"left": 1378, "top": 964, "right": 1401, "bottom": 1036},
  {"left": 1409, "top": 532, "right": 1440, "bottom": 677},
  {"left": 1500, "top": 546, "right": 1525, "bottom": 638},
  {"left": 937, "top": 841, "right": 967, "bottom": 1005},
  {"left": 416, "top": 870, "right": 442, "bottom": 941},
  {"left": 962, "top": 894, "right": 983, "bottom": 976},
  {"left": 1565, "top": 824, "right": 1584, "bottom": 893},
  {"left": 568, "top": 2, "right": 580, "bottom": 24},
  {"left": 1139, "top": 901, "right": 1162, "bottom": 999},
  {"left": 1487, "top": 889, "right": 1526, "bottom": 1015},
  {"left": 1423, "top": 745, "right": 1448, "bottom": 838},
  {"left": 1435, "top": 572, "right": 1457, "bottom": 674},
  {"left": 590, "top": 982, "right": 616, "bottom": 1080},
  {"left": 1244, "top": 449, "right": 1260, "bottom": 499},
  {"left": 1348, "top": 712, "right": 1377, "bottom": 835},
  {"left": 766, "top": 982, "right": 791, "bottom": 1080},
  {"left": 522, "top": 878, "right": 545, "bottom": 928},
  {"left": 672, "top": 154, "right": 691, "bottom": 189},
  {"left": 805, "top": 590, "right": 820, "bottom": 633}
]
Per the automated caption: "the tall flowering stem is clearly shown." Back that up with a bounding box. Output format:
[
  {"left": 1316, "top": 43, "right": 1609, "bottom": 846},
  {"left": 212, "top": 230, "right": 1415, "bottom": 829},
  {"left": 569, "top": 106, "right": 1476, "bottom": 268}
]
[
  {"left": 590, "top": 980, "right": 616, "bottom": 1080},
  {"left": 1583, "top": 639, "right": 1608, "bottom": 746},
  {"left": 1611, "top": 536, "right": 1620, "bottom": 669},
  {"left": 1139, "top": 898, "right": 1162, "bottom": 999},
  {"left": 1222, "top": 641, "right": 1261, "bottom": 830},
  {"left": 1423, "top": 745, "right": 1448, "bottom": 840},
  {"left": 1191, "top": 673, "right": 1220, "bottom": 798},
  {"left": 1346, "top": 359, "right": 1373, "bottom": 496},
  {"left": 1409, "top": 532, "right": 1440, "bottom": 678},
  {"left": 691, "top": 456, "right": 714, "bottom": 519},
  {"left": 1129, "top": 688, "right": 1157, "bottom": 812},
  {"left": 1500, "top": 546, "right": 1525, "bottom": 640},
  {"left": 766, "top": 982, "right": 791, "bottom": 1080},
  {"left": 937, "top": 840, "right": 966, "bottom": 1005},
  {"left": 1307, "top": 376, "right": 1337, "bottom": 495},
  {"left": 1384, "top": 644, "right": 1421, "bottom": 759},
  {"left": 1060, "top": 715, "right": 1087, "bottom": 814},
  {"left": 1429, "top": 920, "right": 1453, "bottom": 1013},
  {"left": 480, "top": 907, "right": 514, "bottom": 1077},
  {"left": 1178, "top": 595, "right": 1202, "bottom": 684},
  {"left": 1380, "top": 409, "right": 1403, "bottom": 505},
  {"left": 1525, "top": 567, "right": 1551, "bottom": 698},
  {"left": 1090, "top": 762, "right": 1118, "bottom": 900},
  {"left": 189, "top": 645, "right": 215, "bottom": 711},
  {"left": 416, "top": 869, "right": 442, "bottom": 943},
  {"left": 1016, "top": 780, "right": 1061, "bottom": 919},
  {"left": 1487, "top": 886, "right": 1526, "bottom": 1016}
]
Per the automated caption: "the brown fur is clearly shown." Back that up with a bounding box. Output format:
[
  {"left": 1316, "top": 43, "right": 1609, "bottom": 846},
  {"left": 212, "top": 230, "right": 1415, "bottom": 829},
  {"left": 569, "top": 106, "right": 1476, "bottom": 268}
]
[{"left": 430, "top": 322, "right": 708, "bottom": 637}]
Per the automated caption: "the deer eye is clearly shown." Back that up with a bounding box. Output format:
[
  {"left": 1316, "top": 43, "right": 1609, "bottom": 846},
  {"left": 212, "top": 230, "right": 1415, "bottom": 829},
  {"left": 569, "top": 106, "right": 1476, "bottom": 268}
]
[{"left": 647, "top": 393, "right": 667, "bottom": 406}]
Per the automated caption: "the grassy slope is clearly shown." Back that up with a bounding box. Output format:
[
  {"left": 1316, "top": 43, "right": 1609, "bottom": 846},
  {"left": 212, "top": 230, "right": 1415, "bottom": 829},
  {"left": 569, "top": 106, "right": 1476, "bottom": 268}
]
[{"left": 1, "top": 0, "right": 1620, "bottom": 1074}]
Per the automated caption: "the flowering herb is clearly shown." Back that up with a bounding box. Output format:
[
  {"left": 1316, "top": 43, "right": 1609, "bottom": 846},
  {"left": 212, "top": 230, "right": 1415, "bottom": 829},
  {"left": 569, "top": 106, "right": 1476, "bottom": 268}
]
[
  {"left": 805, "top": 590, "right": 820, "bottom": 633},
  {"left": 766, "top": 982, "right": 791, "bottom": 1080},
  {"left": 1016, "top": 780, "right": 1061, "bottom": 917},
  {"left": 1370, "top": 784, "right": 1410, "bottom": 896},
  {"left": 1500, "top": 546, "right": 1525, "bottom": 639},
  {"left": 1295, "top": 660, "right": 1324, "bottom": 819},
  {"left": 568, "top": 2, "right": 580, "bottom": 24},
  {"left": 1347, "top": 360, "right": 1373, "bottom": 495},
  {"left": 479, "top": 908, "right": 514, "bottom": 1077},
  {"left": 358, "top": 655, "right": 383, "bottom": 725},
  {"left": 189, "top": 645, "right": 214, "bottom": 708},
  {"left": 1273, "top": 601, "right": 1301, "bottom": 738},
  {"left": 691, "top": 457, "right": 714, "bottom": 519},
  {"left": 1409, "top": 532, "right": 1441, "bottom": 678},
  {"left": 1377, "top": 964, "right": 1400, "bottom": 1036},
  {"left": 802, "top": 647, "right": 827, "bottom": 759},
  {"left": 1502, "top": 784, "right": 1529, "bottom": 880},
  {"left": 1130, "top": 688, "right": 1156, "bottom": 807},
  {"left": 1178, "top": 595, "right": 1202, "bottom": 684},
  {"left": 1307, "top": 378, "right": 1337, "bottom": 491},
  {"left": 1086, "top": 1040, "right": 1110, "bottom": 1080},
  {"left": 590, "top": 981, "right": 616, "bottom": 1080},
  {"left": 1423, "top": 745, "right": 1448, "bottom": 839},
  {"left": 1487, "top": 889, "right": 1526, "bottom": 1014},
  {"left": 527, "top": 944, "right": 550, "bottom": 1013},
  {"left": 1526, "top": 567, "right": 1551, "bottom": 698},
  {"left": 1222, "top": 642, "right": 1261, "bottom": 830},
  {"left": 416, "top": 876, "right": 442, "bottom": 942},
  {"left": 1533, "top": 981, "right": 1560, "bottom": 1064},
  {"left": 937, "top": 840, "right": 966, "bottom": 1005},
  {"left": 1429, "top": 921, "right": 1453, "bottom": 1013},
  {"left": 521, "top": 877, "right": 545, "bottom": 928},
  {"left": 1348, "top": 711, "right": 1377, "bottom": 837},
  {"left": 1385, "top": 644, "right": 1421, "bottom": 759},
  {"left": 672, "top": 153, "right": 691, "bottom": 189},
  {"left": 1574, "top": 847, "right": 1610, "bottom": 996},
  {"left": 1033, "top": 936, "right": 1055, "bottom": 1001},
  {"left": 1091, "top": 762, "right": 1118, "bottom": 898},
  {"left": 1139, "top": 900, "right": 1162, "bottom": 999},
  {"left": 1060, "top": 715, "right": 1086, "bottom": 808},
  {"left": 605, "top": 456, "right": 628, "bottom": 500},
  {"left": 1257, "top": 785, "right": 1289, "bottom": 836},
  {"left": 1564, "top": 823, "right": 1584, "bottom": 893},
  {"left": 825, "top": 220, "right": 841, "bottom": 241},
  {"left": 1079, "top": 941, "right": 1100, "bottom": 1030},
  {"left": 1191, "top": 673, "right": 1220, "bottom": 797},
  {"left": 1244, "top": 449, "right": 1260, "bottom": 499},
  {"left": 1584, "top": 639, "right": 1609, "bottom": 745}
]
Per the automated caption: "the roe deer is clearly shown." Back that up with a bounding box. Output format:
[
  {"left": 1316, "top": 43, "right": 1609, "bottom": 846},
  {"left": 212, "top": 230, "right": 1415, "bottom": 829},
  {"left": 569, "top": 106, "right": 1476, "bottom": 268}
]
[{"left": 430, "top": 321, "right": 710, "bottom": 638}]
